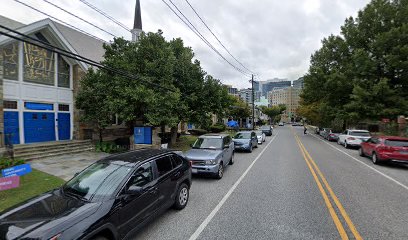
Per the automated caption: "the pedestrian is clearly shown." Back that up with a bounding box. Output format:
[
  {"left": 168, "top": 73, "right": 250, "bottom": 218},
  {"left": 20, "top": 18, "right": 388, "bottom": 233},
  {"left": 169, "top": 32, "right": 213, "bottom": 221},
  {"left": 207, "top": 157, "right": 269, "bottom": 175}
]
[{"left": 304, "top": 125, "right": 307, "bottom": 135}]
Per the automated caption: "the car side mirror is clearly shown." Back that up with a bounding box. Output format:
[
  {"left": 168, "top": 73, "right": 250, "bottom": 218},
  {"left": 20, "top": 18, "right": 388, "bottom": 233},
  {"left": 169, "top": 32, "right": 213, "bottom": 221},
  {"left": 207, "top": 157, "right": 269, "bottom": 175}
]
[
  {"left": 126, "top": 185, "right": 143, "bottom": 196},
  {"left": 224, "top": 145, "right": 229, "bottom": 149}
]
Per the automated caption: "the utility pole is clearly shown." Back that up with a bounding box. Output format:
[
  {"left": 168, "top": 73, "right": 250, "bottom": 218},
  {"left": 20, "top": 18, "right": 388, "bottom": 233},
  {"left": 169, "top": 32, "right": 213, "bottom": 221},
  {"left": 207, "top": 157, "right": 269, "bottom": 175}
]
[{"left": 251, "top": 74, "right": 255, "bottom": 130}]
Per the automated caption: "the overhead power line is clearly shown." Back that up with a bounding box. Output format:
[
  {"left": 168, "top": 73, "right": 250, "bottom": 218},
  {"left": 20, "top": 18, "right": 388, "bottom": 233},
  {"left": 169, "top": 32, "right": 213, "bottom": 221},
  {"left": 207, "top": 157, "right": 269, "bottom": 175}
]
[
  {"left": 79, "top": 0, "right": 131, "bottom": 32},
  {"left": 41, "top": 0, "right": 117, "bottom": 38},
  {"left": 162, "top": 0, "right": 251, "bottom": 77},
  {"left": 13, "top": 0, "right": 107, "bottom": 43},
  {"left": 184, "top": 0, "right": 255, "bottom": 75}
]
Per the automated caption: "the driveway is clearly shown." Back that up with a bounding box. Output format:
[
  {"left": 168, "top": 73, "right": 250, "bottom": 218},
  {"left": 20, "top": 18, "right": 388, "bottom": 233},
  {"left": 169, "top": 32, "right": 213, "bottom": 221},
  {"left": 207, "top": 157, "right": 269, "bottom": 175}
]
[{"left": 30, "top": 151, "right": 110, "bottom": 181}]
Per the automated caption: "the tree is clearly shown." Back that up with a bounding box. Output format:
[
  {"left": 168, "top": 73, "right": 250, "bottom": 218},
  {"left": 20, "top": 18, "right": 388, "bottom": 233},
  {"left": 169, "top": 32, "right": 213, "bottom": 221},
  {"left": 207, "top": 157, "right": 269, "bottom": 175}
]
[
  {"left": 259, "top": 105, "right": 286, "bottom": 124},
  {"left": 76, "top": 69, "right": 113, "bottom": 142},
  {"left": 301, "top": 0, "right": 408, "bottom": 128},
  {"left": 228, "top": 96, "right": 251, "bottom": 126}
]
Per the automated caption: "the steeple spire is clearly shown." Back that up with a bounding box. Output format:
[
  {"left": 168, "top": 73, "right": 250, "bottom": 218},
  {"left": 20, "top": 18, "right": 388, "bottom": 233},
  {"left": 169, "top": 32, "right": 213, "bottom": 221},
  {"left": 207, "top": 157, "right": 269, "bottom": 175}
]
[{"left": 131, "top": 0, "right": 142, "bottom": 42}]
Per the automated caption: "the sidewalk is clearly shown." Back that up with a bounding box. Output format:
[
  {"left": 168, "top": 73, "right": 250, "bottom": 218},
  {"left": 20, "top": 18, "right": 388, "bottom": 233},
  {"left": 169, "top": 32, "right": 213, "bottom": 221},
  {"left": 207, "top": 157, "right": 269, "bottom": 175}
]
[{"left": 30, "top": 151, "right": 110, "bottom": 181}]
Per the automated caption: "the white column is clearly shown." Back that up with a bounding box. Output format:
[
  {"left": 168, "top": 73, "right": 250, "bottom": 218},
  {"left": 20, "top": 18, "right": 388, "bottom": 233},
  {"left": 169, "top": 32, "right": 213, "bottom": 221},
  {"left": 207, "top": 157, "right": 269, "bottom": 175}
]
[
  {"left": 54, "top": 53, "right": 59, "bottom": 141},
  {"left": 18, "top": 42, "right": 24, "bottom": 144}
]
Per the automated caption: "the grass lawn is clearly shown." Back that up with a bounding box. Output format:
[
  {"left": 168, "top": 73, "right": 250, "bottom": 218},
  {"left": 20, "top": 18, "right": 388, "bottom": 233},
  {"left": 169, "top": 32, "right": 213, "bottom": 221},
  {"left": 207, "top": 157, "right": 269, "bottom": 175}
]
[
  {"left": 172, "top": 135, "right": 198, "bottom": 152},
  {"left": 0, "top": 169, "right": 65, "bottom": 212}
]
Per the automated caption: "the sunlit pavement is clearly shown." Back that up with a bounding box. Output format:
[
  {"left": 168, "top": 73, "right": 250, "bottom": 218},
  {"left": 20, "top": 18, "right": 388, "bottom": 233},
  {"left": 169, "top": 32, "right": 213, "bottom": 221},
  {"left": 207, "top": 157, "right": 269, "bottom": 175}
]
[{"left": 133, "top": 126, "right": 408, "bottom": 240}]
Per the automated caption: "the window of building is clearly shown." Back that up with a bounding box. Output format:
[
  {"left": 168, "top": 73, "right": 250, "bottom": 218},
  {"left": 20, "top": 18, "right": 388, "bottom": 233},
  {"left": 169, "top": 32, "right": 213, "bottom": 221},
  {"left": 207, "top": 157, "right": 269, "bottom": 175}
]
[
  {"left": 58, "top": 104, "right": 69, "bottom": 112},
  {"left": 23, "top": 42, "right": 55, "bottom": 85},
  {"left": 58, "top": 56, "right": 70, "bottom": 88},
  {"left": 4, "top": 100, "right": 17, "bottom": 109},
  {"left": 2, "top": 43, "right": 18, "bottom": 80}
]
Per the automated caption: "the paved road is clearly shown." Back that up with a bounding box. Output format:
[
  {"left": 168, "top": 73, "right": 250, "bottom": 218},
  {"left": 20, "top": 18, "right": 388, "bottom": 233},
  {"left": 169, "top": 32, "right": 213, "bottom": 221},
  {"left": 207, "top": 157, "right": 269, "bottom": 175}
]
[{"left": 133, "top": 126, "right": 408, "bottom": 240}]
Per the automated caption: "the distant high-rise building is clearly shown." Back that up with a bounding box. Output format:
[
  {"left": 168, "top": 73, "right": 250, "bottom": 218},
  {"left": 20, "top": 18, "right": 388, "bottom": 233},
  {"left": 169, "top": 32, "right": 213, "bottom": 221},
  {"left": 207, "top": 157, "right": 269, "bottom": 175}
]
[
  {"left": 224, "top": 85, "right": 238, "bottom": 96},
  {"left": 258, "top": 78, "right": 291, "bottom": 97},
  {"left": 293, "top": 77, "right": 304, "bottom": 89},
  {"left": 268, "top": 87, "right": 301, "bottom": 122}
]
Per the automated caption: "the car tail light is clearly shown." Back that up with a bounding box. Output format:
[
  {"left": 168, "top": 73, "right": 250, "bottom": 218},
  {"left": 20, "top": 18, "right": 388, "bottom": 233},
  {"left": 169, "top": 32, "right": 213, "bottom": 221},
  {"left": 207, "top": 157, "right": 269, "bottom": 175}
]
[{"left": 347, "top": 137, "right": 356, "bottom": 140}]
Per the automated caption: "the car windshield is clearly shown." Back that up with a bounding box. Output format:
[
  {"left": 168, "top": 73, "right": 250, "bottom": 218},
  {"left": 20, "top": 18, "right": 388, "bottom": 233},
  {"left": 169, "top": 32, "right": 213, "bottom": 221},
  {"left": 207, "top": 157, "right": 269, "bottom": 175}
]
[
  {"left": 192, "top": 138, "right": 222, "bottom": 149},
  {"left": 255, "top": 131, "right": 263, "bottom": 136},
  {"left": 385, "top": 140, "right": 408, "bottom": 147},
  {"left": 63, "top": 162, "right": 132, "bottom": 201},
  {"left": 350, "top": 131, "right": 370, "bottom": 137},
  {"left": 260, "top": 126, "right": 270, "bottom": 130},
  {"left": 234, "top": 132, "right": 251, "bottom": 139}
]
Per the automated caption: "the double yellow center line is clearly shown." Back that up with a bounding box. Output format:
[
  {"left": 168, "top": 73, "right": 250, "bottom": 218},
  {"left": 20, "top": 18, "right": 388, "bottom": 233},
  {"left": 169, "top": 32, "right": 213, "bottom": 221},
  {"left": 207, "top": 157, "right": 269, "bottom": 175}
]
[{"left": 293, "top": 131, "right": 362, "bottom": 240}]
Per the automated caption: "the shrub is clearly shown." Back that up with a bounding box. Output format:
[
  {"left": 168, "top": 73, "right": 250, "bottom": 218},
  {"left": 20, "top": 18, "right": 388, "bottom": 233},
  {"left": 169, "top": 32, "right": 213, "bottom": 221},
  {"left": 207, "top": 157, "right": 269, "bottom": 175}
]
[
  {"left": 0, "top": 157, "right": 26, "bottom": 171},
  {"left": 95, "top": 141, "right": 126, "bottom": 154},
  {"left": 188, "top": 129, "right": 208, "bottom": 136},
  {"left": 210, "top": 123, "right": 226, "bottom": 133}
]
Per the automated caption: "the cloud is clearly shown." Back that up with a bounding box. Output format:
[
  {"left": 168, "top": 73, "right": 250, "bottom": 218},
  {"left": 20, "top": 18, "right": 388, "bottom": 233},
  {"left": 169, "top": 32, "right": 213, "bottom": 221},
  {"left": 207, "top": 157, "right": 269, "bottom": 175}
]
[{"left": 1, "top": 0, "right": 371, "bottom": 89}]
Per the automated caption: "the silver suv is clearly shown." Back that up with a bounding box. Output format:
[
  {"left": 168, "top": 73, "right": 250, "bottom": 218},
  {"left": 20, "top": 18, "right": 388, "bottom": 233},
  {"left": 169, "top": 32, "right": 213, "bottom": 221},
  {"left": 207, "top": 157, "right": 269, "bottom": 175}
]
[{"left": 184, "top": 134, "right": 234, "bottom": 179}]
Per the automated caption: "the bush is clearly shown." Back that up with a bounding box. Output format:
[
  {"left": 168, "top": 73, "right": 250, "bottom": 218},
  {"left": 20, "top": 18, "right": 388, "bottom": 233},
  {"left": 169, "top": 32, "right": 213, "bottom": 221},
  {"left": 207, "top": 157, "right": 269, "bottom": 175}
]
[
  {"left": 188, "top": 129, "right": 208, "bottom": 136},
  {"left": 0, "top": 157, "right": 25, "bottom": 171},
  {"left": 95, "top": 141, "right": 126, "bottom": 154},
  {"left": 210, "top": 123, "right": 226, "bottom": 133}
]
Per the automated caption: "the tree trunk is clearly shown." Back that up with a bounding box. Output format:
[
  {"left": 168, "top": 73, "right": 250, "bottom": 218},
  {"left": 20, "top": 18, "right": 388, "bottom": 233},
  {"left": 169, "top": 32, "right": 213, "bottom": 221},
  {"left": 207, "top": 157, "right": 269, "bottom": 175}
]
[
  {"left": 169, "top": 126, "right": 178, "bottom": 148},
  {"left": 98, "top": 128, "right": 103, "bottom": 143}
]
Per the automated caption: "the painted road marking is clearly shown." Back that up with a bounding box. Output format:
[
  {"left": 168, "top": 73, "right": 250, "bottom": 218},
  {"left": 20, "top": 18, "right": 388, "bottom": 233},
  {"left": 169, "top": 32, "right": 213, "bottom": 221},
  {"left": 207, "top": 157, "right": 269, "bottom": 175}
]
[
  {"left": 310, "top": 133, "right": 408, "bottom": 192},
  {"left": 294, "top": 135, "right": 349, "bottom": 240},
  {"left": 296, "top": 135, "right": 362, "bottom": 240},
  {"left": 188, "top": 133, "right": 279, "bottom": 240}
]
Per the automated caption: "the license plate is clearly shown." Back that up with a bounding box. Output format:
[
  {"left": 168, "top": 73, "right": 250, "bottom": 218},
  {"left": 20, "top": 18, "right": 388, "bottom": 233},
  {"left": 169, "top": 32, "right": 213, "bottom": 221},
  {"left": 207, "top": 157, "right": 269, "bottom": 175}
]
[{"left": 192, "top": 168, "right": 198, "bottom": 173}]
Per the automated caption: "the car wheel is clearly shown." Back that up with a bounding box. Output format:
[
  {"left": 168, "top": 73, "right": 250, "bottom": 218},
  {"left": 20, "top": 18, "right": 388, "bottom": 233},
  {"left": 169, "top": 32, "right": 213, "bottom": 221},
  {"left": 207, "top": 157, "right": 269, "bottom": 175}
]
[
  {"left": 248, "top": 145, "right": 253, "bottom": 153},
  {"left": 229, "top": 153, "right": 234, "bottom": 165},
  {"left": 359, "top": 147, "right": 365, "bottom": 157},
  {"left": 344, "top": 141, "right": 349, "bottom": 149},
  {"left": 337, "top": 139, "right": 341, "bottom": 145},
  {"left": 215, "top": 163, "right": 224, "bottom": 179},
  {"left": 372, "top": 153, "right": 379, "bottom": 165},
  {"left": 173, "top": 183, "right": 189, "bottom": 210}
]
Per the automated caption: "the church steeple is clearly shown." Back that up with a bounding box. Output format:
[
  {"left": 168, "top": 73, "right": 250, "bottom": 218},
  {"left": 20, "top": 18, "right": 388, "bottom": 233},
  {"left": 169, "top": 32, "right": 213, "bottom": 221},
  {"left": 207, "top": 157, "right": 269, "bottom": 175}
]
[{"left": 131, "top": 0, "right": 142, "bottom": 42}]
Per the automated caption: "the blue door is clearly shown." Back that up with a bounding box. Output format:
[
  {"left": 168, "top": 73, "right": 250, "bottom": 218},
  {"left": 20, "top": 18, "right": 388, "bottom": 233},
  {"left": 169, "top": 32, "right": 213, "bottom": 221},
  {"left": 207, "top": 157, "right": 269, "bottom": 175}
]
[
  {"left": 134, "top": 127, "right": 152, "bottom": 144},
  {"left": 4, "top": 111, "right": 20, "bottom": 144},
  {"left": 24, "top": 112, "right": 55, "bottom": 143},
  {"left": 58, "top": 113, "right": 70, "bottom": 140}
]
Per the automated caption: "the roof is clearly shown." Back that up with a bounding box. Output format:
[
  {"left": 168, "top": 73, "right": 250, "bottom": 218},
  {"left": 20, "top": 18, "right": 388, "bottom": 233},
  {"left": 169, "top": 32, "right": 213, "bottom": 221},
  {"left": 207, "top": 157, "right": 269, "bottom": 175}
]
[
  {"left": 0, "top": 15, "right": 24, "bottom": 29},
  {"left": 133, "top": 0, "right": 142, "bottom": 30},
  {"left": 199, "top": 134, "right": 229, "bottom": 138},
  {"left": 102, "top": 148, "right": 173, "bottom": 164},
  {"left": 0, "top": 15, "right": 105, "bottom": 66}
]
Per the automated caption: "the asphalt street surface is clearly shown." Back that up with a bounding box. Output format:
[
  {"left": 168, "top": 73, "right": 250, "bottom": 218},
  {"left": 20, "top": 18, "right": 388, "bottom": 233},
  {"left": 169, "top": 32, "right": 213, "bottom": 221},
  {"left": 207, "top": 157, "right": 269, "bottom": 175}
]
[{"left": 133, "top": 126, "right": 408, "bottom": 240}]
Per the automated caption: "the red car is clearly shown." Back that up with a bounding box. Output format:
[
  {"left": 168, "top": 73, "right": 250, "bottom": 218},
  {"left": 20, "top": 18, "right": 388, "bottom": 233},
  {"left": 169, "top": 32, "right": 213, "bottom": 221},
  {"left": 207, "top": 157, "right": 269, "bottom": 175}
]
[{"left": 359, "top": 136, "right": 408, "bottom": 164}]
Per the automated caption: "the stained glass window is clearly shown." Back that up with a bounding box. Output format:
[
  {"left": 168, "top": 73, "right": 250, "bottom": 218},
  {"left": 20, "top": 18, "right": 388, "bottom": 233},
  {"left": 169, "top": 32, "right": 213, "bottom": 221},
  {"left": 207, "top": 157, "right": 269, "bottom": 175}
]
[
  {"left": 58, "top": 56, "right": 70, "bottom": 88},
  {"left": 23, "top": 42, "right": 55, "bottom": 85},
  {"left": 2, "top": 43, "right": 19, "bottom": 80}
]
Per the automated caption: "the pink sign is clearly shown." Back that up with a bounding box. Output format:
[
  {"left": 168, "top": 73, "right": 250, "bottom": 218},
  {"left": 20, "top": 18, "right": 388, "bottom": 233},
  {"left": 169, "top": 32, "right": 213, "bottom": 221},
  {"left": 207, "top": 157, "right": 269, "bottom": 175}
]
[{"left": 0, "top": 176, "right": 20, "bottom": 191}]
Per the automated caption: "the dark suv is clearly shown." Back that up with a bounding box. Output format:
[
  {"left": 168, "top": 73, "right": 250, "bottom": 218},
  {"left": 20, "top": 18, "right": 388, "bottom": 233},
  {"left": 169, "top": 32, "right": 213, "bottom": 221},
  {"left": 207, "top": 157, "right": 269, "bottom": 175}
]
[{"left": 0, "top": 149, "right": 192, "bottom": 240}]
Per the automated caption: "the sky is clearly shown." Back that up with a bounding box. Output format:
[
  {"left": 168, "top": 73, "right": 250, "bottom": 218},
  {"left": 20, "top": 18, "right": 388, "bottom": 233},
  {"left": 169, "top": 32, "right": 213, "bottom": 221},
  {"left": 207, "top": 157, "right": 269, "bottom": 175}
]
[{"left": 1, "top": 0, "right": 371, "bottom": 89}]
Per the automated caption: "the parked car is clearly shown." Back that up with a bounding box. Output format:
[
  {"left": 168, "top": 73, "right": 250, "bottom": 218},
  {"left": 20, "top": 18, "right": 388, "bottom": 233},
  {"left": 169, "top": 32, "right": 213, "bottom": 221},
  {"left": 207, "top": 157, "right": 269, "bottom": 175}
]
[
  {"left": 326, "top": 132, "right": 340, "bottom": 141},
  {"left": 337, "top": 129, "right": 371, "bottom": 148},
  {"left": 255, "top": 130, "right": 266, "bottom": 144},
  {"left": 278, "top": 122, "right": 284, "bottom": 126},
  {"left": 359, "top": 136, "right": 408, "bottom": 164},
  {"left": 184, "top": 134, "right": 234, "bottom": 179},
  {"left": 0, "top": 149, "right": 191, "bottom": 240},
  {"left": 260, "top": 125, "right": 273, "bottom": 136},
  {"left": 319, "top": 128, "right": 332, "bottom": 138},
  {"left": 233, "top": 131, "right": 258, "bottom": 153}
]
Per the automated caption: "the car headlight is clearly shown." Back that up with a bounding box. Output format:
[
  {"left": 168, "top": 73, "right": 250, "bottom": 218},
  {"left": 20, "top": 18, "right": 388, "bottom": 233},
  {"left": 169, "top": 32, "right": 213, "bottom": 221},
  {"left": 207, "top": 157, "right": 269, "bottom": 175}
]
[{"left": 205, "top": 159, "right": 217, "bottom": 165}]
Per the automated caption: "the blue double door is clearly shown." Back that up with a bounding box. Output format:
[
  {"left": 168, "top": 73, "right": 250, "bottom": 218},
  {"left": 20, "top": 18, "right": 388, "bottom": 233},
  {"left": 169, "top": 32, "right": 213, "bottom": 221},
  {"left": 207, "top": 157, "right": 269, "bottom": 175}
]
[
  {"left": 4, "top": 111, "right": 20, "bottom": 144},
  {"left": 22, "top": 112, "right": 70, "bottom": 144}
]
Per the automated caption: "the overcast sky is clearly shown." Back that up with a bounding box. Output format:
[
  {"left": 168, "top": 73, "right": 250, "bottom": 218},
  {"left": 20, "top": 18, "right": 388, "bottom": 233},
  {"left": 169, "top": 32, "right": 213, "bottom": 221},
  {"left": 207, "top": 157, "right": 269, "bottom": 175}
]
[{"left": 2, "top": 0, "right": 370, "bottom": 88}]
